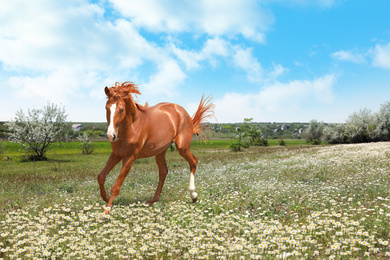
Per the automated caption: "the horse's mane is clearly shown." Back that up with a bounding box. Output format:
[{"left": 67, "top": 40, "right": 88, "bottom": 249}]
[
  {"left": 108, "top": 81, "right": 141, "bottom": 100},
  {"left": 107, "top": 82, "right": 148, "bottom": 110}
]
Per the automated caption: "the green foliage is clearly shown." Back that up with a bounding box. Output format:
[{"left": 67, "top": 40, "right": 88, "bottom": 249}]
[
  {"left": 83, "top": 129, "right": 104, "bottom": 138},
  {"left": 345, "top": 108, "right": 374, "bottom": 143},
  {"left": 226, "top": 118, "right": 252, "bottom": 151},
  {"left": 228, "top": 140, "right": 250, "bottom": 151},
  {"left": 311, "top": 139, "right": 321, "bottom": 145},
  {"left": 370, "top": 101, "right": 390, "bottom": 141},
  {"left": 0, "top": 142, "right": 5, "bottom": 154},
  {"left": 77, "top": 132, "right": 95, "bottom": 155},
  {"left": 322, "top": 124, "right": 347, "bottom": 144},
  {"left": 304, "top": 120, "right": 324, "bottom": 144},
  {"left": 252, "top": 137, "right": 269, "bottom": 146},
  {"left": 278, "top": 139, "right": 286, "bottom": 146}
]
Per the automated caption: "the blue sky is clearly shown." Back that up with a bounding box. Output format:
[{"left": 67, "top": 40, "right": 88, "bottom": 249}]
[{"left": 1, "top": 0, "right": 390, "bottom": 123}]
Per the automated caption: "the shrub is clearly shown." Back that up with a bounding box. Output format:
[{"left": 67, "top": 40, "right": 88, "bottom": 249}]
[
  {"left": 83, "top": 130, "right": 104, "bottom": 139},
  {"left": 304, "top": 120, "right": 324, "bottom": 143},
  {"left": 370, "top": 101, "right": 390, "bottom": 141},
  {"left": 345, "top": 108, "right": 374, "bottom": 143},
  {"left": 311, "top": 139, "right": 321, "bottom": 145},
  {"left": 226, "top": 118, "right": 252, "bottom": 152},
  {"left": 78, "top": 132, "right": 95, "bottom": 155},
  {"left": 322, "top": 124, "right": 347, "bottom": 144},
  {"left": 229, "top": 140, "right": 249, "bottom": 151},
  {"left": 278, "top": 139, "right": 286, "bottom": 146},
  {"left": 252, "top": 138, "right": 269, "bottom": 146}
]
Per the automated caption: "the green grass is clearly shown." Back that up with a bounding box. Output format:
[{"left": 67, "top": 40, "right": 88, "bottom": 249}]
[
  {"left": 1, "top": 138, "right": 308, "bottom": 158},
  {"left": 1, "top": 141, "right": 389, "bottom": 259}
]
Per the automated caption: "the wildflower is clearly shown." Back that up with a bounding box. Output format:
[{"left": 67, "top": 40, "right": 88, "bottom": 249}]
[{"left": 189, "top": 248, "right": 198, "bottom": 254}]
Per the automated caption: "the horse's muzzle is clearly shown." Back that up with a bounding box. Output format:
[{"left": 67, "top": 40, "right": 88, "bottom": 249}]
[{"left": 107, "top": 133, "right": 117, "bottom": 142}]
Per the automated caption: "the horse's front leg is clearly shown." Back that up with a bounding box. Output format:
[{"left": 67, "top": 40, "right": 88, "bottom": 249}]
[
  {"left": 104, "top": 155, "right": 135, "bottom": 214},
  {"left": 98, "top": 153, "right": 121, "bottom": 202}
]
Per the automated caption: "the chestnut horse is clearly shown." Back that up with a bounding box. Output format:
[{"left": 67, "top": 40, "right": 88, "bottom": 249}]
[{"left": 98, "top": 82, "right": 215, "bottom": 214}]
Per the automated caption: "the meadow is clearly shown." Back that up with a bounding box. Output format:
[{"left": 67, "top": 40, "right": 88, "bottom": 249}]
[{"left": 1, "top": 140, "right": 390, "bottom": 259}]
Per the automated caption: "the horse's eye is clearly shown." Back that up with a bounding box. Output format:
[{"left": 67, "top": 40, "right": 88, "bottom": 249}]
[{"left": 119, "top": 109, "right": 124, "bottom": 114}]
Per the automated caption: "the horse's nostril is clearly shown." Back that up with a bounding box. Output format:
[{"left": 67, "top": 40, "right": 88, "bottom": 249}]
[{"left": 113, "top": 134, "right": 116, "bottom": 141}]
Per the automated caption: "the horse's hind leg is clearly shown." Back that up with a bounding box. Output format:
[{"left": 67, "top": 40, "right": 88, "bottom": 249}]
[
  {"left": 147, "top": 150, "right": 168, "bottom": 205},
  {"left": 176, "top": 139, "right": 199, "bottom": 202}
]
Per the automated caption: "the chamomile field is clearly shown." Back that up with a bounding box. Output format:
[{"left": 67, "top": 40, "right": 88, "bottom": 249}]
[{"left": 1, "top": 141, "right": 390, "bottom": 259}]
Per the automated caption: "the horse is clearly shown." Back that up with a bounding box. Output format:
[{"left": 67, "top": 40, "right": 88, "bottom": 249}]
[{"left": 98, "top": 81, "right": 215, "bottom": 214}]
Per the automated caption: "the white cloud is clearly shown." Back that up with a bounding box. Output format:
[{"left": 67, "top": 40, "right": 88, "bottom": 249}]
[
  {"left": 109, "top": 0, "right": 273, "bottom": 42},
  {"left": 214, "top": 74, "right": 336, "bottom": 122},
  {"left": 172, "top": 37, "right": 231, "bottom": 70},
  {"left": 331, "top": 50, "right": 366, "bottom": 64},
  {"left": 232, "top": 47, "right": 287, "bottom": 83},
  {"left": 331, "top": 42, "right": 390, "bottom": 70},
  {"left": 265, "top": 0, "right": 339, "bottom": 9},
  {"left": 233, "top": 48, "right": 264, "bottom": 83},
  {"left": 372, "top": 42, "right": 390, "bottom": 69},
  {"left": 142, "top": 59, "right": 186, "bottom": 97},
  {"left": 0, "top": 0, "right": 177, "bottom": 105}
]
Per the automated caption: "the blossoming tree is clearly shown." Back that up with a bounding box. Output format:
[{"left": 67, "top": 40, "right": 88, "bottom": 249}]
[{"left": 6, "top": 102, "right": 68, "bottom": 160}]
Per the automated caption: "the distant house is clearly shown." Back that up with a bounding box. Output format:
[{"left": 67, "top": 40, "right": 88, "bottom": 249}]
[
  {"left": 72, "top": 124, "right": 84, "bottom": 131},
  {"left": 281, "top": 125, "right": 290, "bottom": 131}
]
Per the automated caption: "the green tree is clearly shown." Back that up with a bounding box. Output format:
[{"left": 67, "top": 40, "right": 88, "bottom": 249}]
[
  {"left": 304, "top": 120, "right": 324, "bottom": 144},
  {"left": 371, "top": 101, "right": 390, "bottom": 141},
  {"left": 322, "top": 124, "right": 347, "bottom": 144},
  {"left": 6, "top": 102, "right": 68, "bottom": 160},
  {"left": 345, "top": 108, "right": 374, "bottom": 143},
  {"left": 226, "top": 118, "right": 252, "bottom": 151}
]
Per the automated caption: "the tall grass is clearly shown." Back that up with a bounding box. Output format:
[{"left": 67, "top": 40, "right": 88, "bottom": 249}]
[{"left": 1, "top": 142, "right": 389, "bottom": 259}]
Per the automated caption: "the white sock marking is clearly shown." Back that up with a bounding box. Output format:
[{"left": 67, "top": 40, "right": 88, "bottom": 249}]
[{"left": 189, "top": 173, "right": 197, "bottom": 200}]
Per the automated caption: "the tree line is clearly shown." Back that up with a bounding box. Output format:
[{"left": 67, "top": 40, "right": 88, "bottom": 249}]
[
  {"left": 305, "top": 100, "right": 390, "bottom": 144},
  {"left": 3, "top": 100, "right": 390, "bottom": 159}
]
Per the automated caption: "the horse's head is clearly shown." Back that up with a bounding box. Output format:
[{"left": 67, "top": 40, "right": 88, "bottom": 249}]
[
  {"left": 105, "top": 87, "right": 126, "bottom": 142},
  {"left": 104, "top": 82, "right": 141, "bottom": 142}
]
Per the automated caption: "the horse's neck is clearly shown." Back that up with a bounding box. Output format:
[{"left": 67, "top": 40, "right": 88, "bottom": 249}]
[
  {"left": 120, "top": 99, "right": 140, "bottom": 134},
  {"left": 126, "top": 98, "right": 138, "bottom": 121}
]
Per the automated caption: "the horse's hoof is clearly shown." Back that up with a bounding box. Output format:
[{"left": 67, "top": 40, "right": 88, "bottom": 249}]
[
  {"left": 146, "top": 199, "right": 157, "bottom": 205},
  {"left": 99, "top": 214, "right": 108, "bottom": 222},
  {"left": 191, "top": 192, "right": 198, "bottom": 203}
]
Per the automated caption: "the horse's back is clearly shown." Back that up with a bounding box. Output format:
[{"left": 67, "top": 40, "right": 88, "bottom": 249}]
[
  {"left": 139, "top": 103, "right": 193, "bottom": 152},
  {"left": 150, "top": 102, "right": 193, "bottom": 129}
]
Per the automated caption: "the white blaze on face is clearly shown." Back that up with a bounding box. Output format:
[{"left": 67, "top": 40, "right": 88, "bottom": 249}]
[{"left": 107, "top": 103, "right": 118, "bottom": 142}]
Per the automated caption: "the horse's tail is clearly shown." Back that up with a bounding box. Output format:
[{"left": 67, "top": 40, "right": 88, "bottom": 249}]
[{"left": 192, "top": 94, "right": 216, "bottom": 140}]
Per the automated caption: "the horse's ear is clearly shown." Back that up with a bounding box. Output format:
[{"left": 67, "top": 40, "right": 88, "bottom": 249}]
[{"left": 104, "top": 86, "right": 111, "bottom": 97}]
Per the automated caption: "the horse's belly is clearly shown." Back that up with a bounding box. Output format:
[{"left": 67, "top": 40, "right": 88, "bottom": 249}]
[{"left": 137, "top": 140, "right": 172, "bottom": 158}]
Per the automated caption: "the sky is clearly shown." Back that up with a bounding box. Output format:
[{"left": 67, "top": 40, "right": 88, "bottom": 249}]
[{"left": 1, "top": 0, "right": 390, "bottom": 123}]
